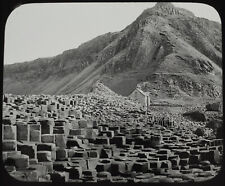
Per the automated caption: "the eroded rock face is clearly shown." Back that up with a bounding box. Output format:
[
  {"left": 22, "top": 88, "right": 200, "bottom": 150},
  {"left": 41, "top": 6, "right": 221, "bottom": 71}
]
[
  {"left": 151, "top": 2, "right": 195, "bottom": 17},
  {"left": 138, "top": 73, "right": 222, "bottom": 99}
]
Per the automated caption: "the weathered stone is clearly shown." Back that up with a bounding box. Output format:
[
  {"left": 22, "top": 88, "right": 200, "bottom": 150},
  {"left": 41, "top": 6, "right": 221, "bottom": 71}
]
[
  {"left": 55, "top": 134, "right": 67, "bottom": 148},
  {"left": 65, "top": 166, "right": 82, "bottom": 179},
  {"left": 56, "top": 148, "right": 68, "bottom": 161},
  {"left": 149, "top": 160, "right": 161, "bottom": 169},
  {"left": 53, "top": 161, "right": 68, "bottom": 171},
  {"left": 3, "top": 140, "right": 17, "bottom": 151},
  {"left": 39, "top": 119, "right": 54, "bottom": 134},
  {"left": 70, "top": 158, "right": 87, "bottom": 169},
  {"left": 37, "top": 151, "right": 52, "bottom": 162},
  {"left": 100, "top": 148, "right": 112, "bottom": 158},
  {"left": 138, "top": 152, "right": 148, "bottom": 158},
  {"left": 189, "top": 154, "right": 201, "bottom": 164},
  {"left": 66, "top": 138, "right": 83, "bottom": 148},
  {"left": 37, "top": 143, "right": 56, "bottom": 151},
  {"left": 17, "top": 143, "right": 37, "bottom": 159},
  {"left": 86, "top": 158, "right": 98, "bottom": 170},
  {"left": 29, "top": 164, "right": 48, "bottom": 177},
  {"left": 95, "top": 137, "right": 110, "bottom": 145},
  {"left": 69, "top": 129, "right": 86, "bottom": 136},
  {"left": 179, "top": 158, "right": 189, "bottom": 166},
  {"left": 41, "top": 134, "right": 55, "bottom": 143},
  {"left": 88, "top": 150, "right": 99, "bottom": 158},
  {"left": 5, "top": 165, "right": 16, "bottom": 172},
  {"left": 156, "top": 154, "right": 169, "bottom": 161},
  {"left": 132, "top": 159, "right": 149, "bottom": 173},
  {"left": 160, "top": 160, "right": 172, "bottom": 169},
  {"left": 177, "top": 151, "right": 190, "bottom": 159},
  {"left": 2, "top": 125, "right": 17, "bottom": 140},
  {"left": 29, "top": 158, "right": 38, "bottom": 165},
  {"left": 50, "top": 171, "right": 69, "bottom": 182},
  {"left": 208, "top": 150, "right": 220, "bottom": 164},
  {"left": 83, "top": 169, "right": 97, "bottom": 178},
  {"left": 16, "top": 124, "right": 30, "bottom": 141},
  {"left": 7, "top": 154, "right": 29, "bottom": 170},
  {"left": 2, "top": 118, "right": 13, "bottom": 125},
  {"left": 97, "top": 171, "right": 112, "bottom": 181},
  {"left": 73, "top": 150, "right": 88, "bottom": 158},
  {"left": 78, "top": 120, "right": 88, "bottom": 128},
  {"left": 4, "top": 151, "right": 21, "bottom": 160},
  {"left": 111, "top": 136, "right": 126, "bottom": 147},
  {"left": 206, "top": 102, "right": 221, "bottom": 111},
  {"left": 75, "top": 110, "right": 82, "bottom": 119},
  {"left": 40, "top": 162, "right": 54, "bottom": 173},
  {"left": 111, "top": 159, "right": 126, "bottom": 175},
  {"left": 200, "top": 150, "right": 210, "bottom": 161},
  {"left": 202, "top": 164, "right": 214, "bottom": 171},
  {"left": 150, "top": 134, "right": 162, "bottom": 147},
  {"left": 183, "top": 111, "right": 206, "bottom": 122},
  {"left": 96, "top": 159, "right": 111, "bottom": 172},
  {"left": 29, "top": 124, "right": 41, "bottom": 142},
  {"left": 54, "top": 120, "right": 66, "bottom": 126},
  {"left": 85, "top": 129, "right": 98, "bottom": 139},
  {"left": 70, "top": 120, "right": 79, "bottom": 129},
  {"left": 53, "top": 126, "right": 66, "bottom": 134}
]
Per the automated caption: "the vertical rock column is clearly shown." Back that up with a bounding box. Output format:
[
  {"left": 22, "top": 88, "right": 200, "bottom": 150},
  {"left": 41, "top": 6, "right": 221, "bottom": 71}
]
[
  {"left": 30, "top": 124, "right": 41, "bottom": 143},
  {"left": 16, "top": 122, "right": 30, "bottom": 141}
]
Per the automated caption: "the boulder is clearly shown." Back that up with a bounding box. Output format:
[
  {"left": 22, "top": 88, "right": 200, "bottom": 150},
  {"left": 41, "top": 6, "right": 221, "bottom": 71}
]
[
  {"left": 194, "top": 128, "right": 205, "bottom": 137},
  {"left": 183, "top": 111, "right": 206, "bottom": 122},
  {"left": 206, "top": 119, "right": 222, "bottom": 131}
]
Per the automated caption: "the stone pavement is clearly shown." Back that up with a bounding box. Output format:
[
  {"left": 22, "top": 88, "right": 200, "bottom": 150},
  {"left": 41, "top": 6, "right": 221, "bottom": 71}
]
[{"left": 2, "top": 94, "right": 223, "bottom": 182}]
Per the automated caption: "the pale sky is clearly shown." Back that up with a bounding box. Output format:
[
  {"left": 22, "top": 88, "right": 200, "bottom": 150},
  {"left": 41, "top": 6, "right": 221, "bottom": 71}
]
[{"left": 4, "top": 3, "right": 221, "bottom": 65}]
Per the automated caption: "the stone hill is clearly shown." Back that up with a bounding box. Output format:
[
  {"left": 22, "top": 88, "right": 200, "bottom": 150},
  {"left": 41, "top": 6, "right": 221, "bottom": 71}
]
[{"left": 4, "top": 3, "right": 222, "bottom": 103}]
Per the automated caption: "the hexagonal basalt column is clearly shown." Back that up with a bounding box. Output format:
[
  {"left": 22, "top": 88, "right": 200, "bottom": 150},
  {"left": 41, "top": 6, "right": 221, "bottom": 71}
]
[
  {"left": 132, "top": 159, "right": 149, "bottom": 173},
  {"left": 30, "top": 124, "right": 41, "bottom": 142},
  {"left": 16, "top": 123, "right": 30, "bottom": 141},
  {"left": 96, "top": 159, "right": 112, "bottom": 172},
  {"left": 110, "top": 158, "right": 126, "bottom": 176},
  {"left": 2, "top": 125, "right": 17, "bottom": 140}
]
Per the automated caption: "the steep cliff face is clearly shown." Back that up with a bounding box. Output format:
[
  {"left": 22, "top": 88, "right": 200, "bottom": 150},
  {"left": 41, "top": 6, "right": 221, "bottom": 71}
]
[{"left": 4, "top": 3, "right": 222, "bottom": 101}]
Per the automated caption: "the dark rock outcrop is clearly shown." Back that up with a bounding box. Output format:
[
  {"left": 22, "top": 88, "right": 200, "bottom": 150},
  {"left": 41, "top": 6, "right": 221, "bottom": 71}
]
[{"left": 183, "top": 111, "right": 206, "bottom": 122}]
